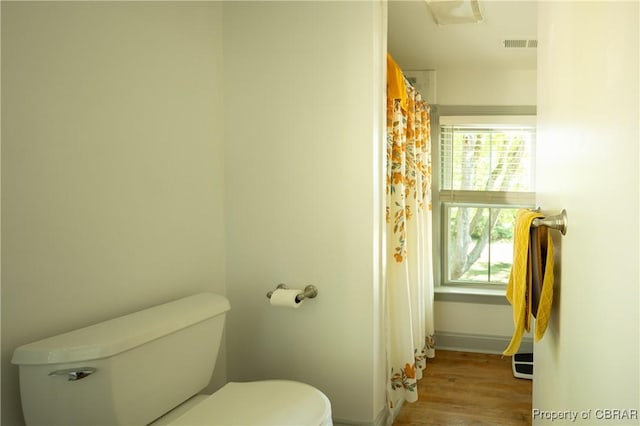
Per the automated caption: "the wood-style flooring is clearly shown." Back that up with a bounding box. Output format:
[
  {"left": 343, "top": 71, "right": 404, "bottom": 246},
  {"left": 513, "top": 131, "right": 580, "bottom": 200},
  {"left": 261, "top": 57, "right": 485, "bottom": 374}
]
[{"left": 393, "top": 350, "right": 532, "bottom": 425}]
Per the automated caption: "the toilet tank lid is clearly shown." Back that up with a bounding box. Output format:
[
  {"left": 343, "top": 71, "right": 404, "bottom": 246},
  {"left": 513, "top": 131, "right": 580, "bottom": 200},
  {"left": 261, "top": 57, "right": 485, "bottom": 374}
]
[{"left": 12, "top": 293, "right": 230, "bottom": 366}]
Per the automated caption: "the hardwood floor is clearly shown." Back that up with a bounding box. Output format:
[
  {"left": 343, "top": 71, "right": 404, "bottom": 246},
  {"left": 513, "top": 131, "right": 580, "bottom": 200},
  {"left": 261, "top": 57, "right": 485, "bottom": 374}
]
[{"left": 393, "top": 350, "right": 532, "bottom": 425}]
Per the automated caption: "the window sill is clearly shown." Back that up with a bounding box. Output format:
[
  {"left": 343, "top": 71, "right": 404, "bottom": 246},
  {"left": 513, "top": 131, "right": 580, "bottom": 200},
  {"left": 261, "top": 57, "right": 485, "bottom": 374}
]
[{"left": 435, "top": 286, "right": 509, "bottom": 305}]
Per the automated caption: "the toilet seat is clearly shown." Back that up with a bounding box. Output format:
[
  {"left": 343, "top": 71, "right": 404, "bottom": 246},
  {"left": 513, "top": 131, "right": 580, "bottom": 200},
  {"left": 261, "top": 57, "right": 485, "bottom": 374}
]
[{"left": 167, "top": 380, "right": 333, "bottom": 426}]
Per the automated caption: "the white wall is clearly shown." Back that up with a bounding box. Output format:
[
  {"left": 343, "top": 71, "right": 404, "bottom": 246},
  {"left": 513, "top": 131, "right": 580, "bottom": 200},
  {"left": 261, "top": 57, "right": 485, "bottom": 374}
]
[
  {"left": 222, "top": 1, "right": 386, "bottom": 424},
  {"left": 433, "top": 67, "right": 537, "bottom": 344},
  {"left": 436, "top": 68, "right": 537, "bottom": 106},
  {"left": 534, "top": 2, "right": 639, "bottom": 423},
  {"left": 1, "top": 3, "right": 226, "bottom": 425},
  {"left": 435, "top": 301, "right": 516, "bottom": 336}
]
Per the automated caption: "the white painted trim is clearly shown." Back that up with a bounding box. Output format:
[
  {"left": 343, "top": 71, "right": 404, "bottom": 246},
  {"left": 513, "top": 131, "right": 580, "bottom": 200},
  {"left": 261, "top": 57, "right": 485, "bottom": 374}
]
[
  {"left": 435, "top": 331, "right": 534, "bottom": 355},
  {"left": 374, "top": 406, "right": 389, "bottom": 426},
  {"left": 387, "top": 399, "right": 404, "bottom": 425},
  {"left": 332, "top": 404, "right": 392, "bottom": 426},
  {"left": 439, "top": 115, "right": 536, "bottom": 126}
]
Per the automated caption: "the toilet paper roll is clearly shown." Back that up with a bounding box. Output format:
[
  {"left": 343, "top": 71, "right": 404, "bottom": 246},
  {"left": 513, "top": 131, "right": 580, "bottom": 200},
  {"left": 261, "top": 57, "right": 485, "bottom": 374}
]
[{"left": 269, "top": 288, "right": 303, "bottom": 309}]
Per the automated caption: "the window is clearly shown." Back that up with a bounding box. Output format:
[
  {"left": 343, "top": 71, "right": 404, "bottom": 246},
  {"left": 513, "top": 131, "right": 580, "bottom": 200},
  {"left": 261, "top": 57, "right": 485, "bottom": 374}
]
[{"left": 437, "top": 115, "right": 536, "bottom": 290}]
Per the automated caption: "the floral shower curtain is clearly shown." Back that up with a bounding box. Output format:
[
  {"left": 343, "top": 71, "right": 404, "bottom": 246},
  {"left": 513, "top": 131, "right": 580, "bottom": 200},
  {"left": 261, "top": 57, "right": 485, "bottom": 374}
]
[{"left": 385, "top": 54, "right": 435, "bottom": 410}]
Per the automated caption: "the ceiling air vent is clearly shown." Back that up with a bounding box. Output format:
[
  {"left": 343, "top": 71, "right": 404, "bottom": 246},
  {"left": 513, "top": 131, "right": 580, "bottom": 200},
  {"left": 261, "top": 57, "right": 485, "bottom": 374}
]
[{"left": 503, "top": 39, "right": 537, "bottom": 48}]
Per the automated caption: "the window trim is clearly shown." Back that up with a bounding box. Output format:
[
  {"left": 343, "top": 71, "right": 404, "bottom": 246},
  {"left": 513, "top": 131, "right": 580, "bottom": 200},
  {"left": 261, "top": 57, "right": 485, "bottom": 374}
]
[
  {"left": 439, "top": 115, "right": 537, "bottom": 129},
  {"left": 431, "top": 105, "right": 537, "bottom": 302}
]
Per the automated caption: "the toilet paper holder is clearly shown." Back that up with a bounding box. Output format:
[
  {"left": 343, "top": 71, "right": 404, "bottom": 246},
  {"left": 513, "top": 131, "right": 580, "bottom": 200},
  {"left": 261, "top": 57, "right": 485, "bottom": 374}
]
[{"left": 266, "top": 284, "right": 318, "bottom": 303}]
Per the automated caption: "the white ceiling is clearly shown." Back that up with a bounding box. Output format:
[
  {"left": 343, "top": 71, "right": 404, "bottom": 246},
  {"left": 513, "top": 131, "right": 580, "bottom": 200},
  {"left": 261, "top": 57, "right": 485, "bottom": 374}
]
[{"left": 388, "top": 0, "right": 538, "bottom": 71}]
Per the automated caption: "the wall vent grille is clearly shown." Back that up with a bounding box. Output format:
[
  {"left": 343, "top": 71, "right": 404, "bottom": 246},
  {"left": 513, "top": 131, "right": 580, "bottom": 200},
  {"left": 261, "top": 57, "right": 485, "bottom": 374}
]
[{"left": 503, "top": 39, "right": 537, "bottom": 48}]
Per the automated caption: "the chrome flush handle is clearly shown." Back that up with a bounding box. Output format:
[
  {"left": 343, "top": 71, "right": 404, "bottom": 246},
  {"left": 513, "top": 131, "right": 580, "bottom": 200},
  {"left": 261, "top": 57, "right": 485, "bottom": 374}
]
[{"left": 48, "top": 367, "right": 97, "bottom": 381}]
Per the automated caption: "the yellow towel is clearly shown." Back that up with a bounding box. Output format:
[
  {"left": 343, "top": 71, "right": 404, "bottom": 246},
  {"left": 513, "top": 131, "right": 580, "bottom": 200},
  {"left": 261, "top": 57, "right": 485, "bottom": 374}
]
[
  {"left": 387, "top": 53, "right": 408, "bottom": 112},
  {"left": 503, "top": 209, "right": 555, "bottom": 356},
  {"left": 534, "top": 226, "right": 554, "bottom": 341}
]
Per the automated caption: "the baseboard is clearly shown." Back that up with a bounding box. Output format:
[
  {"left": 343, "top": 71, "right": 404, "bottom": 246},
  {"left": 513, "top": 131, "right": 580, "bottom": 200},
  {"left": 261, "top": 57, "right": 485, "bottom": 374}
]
[
  {"left": 434, "top": 331, "right": 533, "bottom": 354},
  {"left": 374, "top": 406, "right": 389, "bottom": 426},
  {"left": 333, "top": 404, "right": 394, "bottom": 426},
  {"left": 388, "top": 399, "right": 404, "bottom": 425}
]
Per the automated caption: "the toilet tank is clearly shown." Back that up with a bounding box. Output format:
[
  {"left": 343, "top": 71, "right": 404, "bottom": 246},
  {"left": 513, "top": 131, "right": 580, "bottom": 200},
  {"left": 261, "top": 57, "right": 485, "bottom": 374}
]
[{"left": 11, "top": 293, "right": 230, "bottom": 426}]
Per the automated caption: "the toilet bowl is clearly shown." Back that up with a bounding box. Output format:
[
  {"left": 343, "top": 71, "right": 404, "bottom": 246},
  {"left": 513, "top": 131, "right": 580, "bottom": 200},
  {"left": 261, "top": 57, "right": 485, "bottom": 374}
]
[
  {"left": 11, "top": 293, "right": 332, "bottom": 426},
  {"left": 156, "top": 380, "right": 332, "bottom": 426}
]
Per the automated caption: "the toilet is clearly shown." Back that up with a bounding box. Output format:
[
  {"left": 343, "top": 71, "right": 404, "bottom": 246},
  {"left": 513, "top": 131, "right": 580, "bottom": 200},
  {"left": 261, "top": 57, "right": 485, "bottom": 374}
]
[{"left": 11, "top": 293, "right": 332, "bottom": 426}]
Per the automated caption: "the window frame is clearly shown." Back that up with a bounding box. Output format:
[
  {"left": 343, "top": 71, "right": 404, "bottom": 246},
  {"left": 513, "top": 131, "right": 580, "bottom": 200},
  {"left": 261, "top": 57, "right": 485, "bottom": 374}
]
[{"left": 431, "top": 106, "right": 537, "bottom": 302}]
